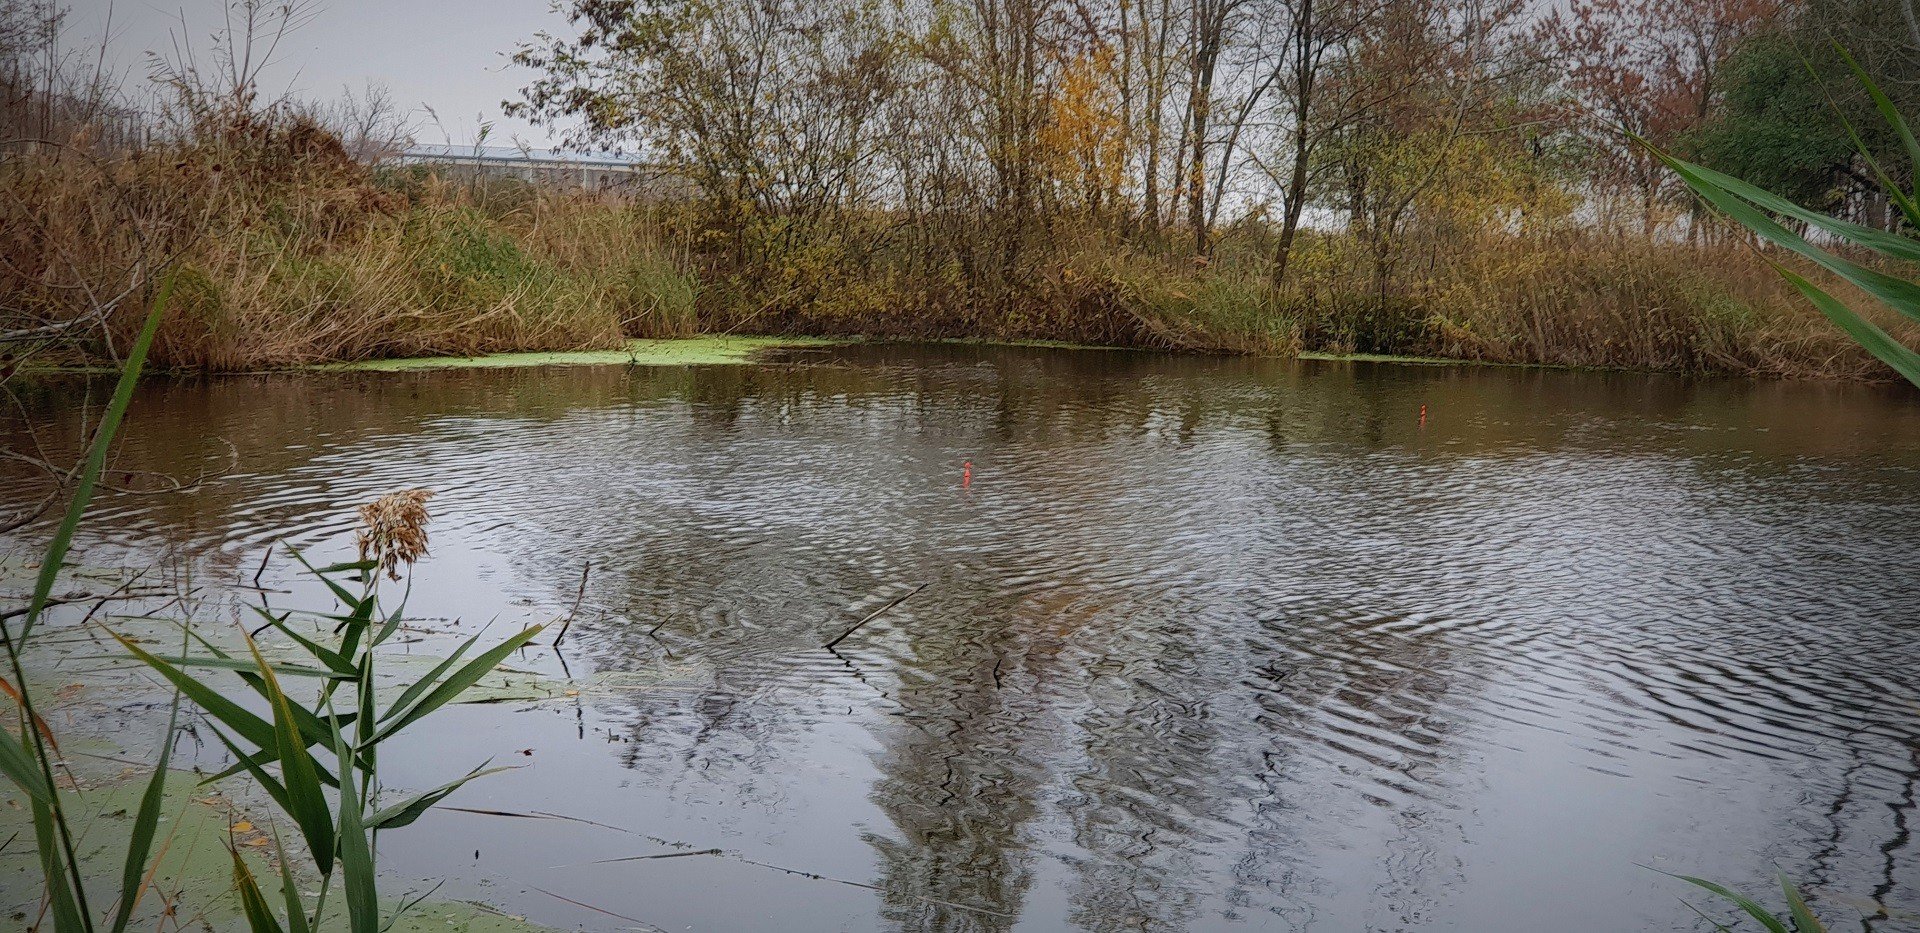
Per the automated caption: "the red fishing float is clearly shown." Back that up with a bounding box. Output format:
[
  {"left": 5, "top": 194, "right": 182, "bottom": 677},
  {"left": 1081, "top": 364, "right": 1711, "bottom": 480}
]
[{"left": 962, "top": 460, "right": 973, "bottom": 488}]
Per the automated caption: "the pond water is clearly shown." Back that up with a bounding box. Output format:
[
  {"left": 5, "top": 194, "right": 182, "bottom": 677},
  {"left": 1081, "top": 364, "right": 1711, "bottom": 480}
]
[{"left": 6, "top": 344, "right": 1920, "bottom": 931}]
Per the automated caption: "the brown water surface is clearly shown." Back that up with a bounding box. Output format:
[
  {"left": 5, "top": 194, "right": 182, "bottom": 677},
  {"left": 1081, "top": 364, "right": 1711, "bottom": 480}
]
[{"left": 6, "top": 344, "right": 1919, "bottom": 931}]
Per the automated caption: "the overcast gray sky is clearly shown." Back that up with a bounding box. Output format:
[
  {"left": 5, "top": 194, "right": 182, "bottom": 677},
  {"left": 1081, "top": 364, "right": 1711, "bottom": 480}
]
[{"left": 66, "top": 0, "right": 573, "bottom": 147}]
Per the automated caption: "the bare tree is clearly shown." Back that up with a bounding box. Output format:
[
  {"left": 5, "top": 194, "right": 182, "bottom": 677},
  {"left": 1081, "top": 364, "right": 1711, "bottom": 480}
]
[
  {"left": 304, "top": 80, "right": 414, "bottom": 163},
  {"left": 1250, "top": 0, "right": 1387, "bottom": 288}
]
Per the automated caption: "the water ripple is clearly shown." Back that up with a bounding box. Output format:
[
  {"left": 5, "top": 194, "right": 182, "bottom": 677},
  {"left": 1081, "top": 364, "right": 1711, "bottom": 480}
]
[{"left": 7, "top": 345, "right": 1919, "bottom": 931}]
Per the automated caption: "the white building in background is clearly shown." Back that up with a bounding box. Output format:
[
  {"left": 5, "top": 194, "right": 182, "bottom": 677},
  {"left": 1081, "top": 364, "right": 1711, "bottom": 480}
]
[{"left": 394, "top": 144, "right": 683, "bottom": 196}]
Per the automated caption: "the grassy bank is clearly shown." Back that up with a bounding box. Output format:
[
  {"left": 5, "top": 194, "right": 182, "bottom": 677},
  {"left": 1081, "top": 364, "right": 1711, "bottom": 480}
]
[
  {"left": 1, "top": 127, "right": 701, "bottom": 370},
  {"left": 1, "top": 127, "right": 1909, "bottom": 380}
]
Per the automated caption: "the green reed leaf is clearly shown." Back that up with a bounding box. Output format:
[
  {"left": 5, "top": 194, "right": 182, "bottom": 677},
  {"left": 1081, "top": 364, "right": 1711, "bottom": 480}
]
[
  {"left": 1780, "top": 874, "right": 1825, "bottom": 933},
  {"left": 370, "top": 625, "right": 544, "bottom": 745},
  {"left": 34, "top": 793, "right": 88, "bottom": 933},
  {"left": 246, "top": 636, "right": 335, "bottom": 877},
  {"left": 108, "top": 691, "right": 180, "bottom": 933},
  {"left": 381, "top": 635, "right": 477, "bottom": 721},
  {"left": 1775, "top": 265, "right": 1920, "bottom": 387},
  {"left": 230, "top": 844, "right": 287, "bottom": 933},
  {"left": 153, "top": 655, "right": 347, "bottom": 679},
  {"left": 0, "top": 726, "right": 52, "bottom": 803},
  {"left": 286, "top": 548, "right": 367, "bottom": 620},
  {"left": 1670, "top": 152, "right": 1920, "bottom": 264},
  {"left": 1667, "top": 873, "right": 1793, "bottom": 933},
  {"left": 249, "top": 607, "right": 355, "bottom": 675},
  {"left": 1654, "top": 149, "right": 1920, "bottom": 334},
  {"left": 1835, "top": 45, "right": 1920, "bottom": 194},
  {"left": 312, "top": 560, "right": 379, "bottom": 575},
  {"left": 272, "top": 826, "right": 313, "bottom": 933},
  {"left": 5, "top": 270, "right": 172, "bottom": 933},
  {"left": 114, "top": 632, "right": 277, "bottom": 751},
  {"left": 204, "top": 722, "right": 292, "bottom": 814},
  {"left": 367, "top": 764, "right": 511, "bottom": 831},
  {"left": 370, "top": 598, "right": 407, "bottom": 649},
  {"left": 331, "top": 713, "right": 378, "bottom": 932},
  {"left": 17, "top": 272, "right": 173, "bottom": 643}
]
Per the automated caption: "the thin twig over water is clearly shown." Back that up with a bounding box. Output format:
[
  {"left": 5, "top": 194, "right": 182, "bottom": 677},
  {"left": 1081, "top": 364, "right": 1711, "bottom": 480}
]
[
  {"left": 552, "top": 560, "right": 591, "bottom": 647},
  {"left": 530, "top": 885, "right": 663, "bottom": 930},
  {"left": 823, "top": 583, "right": 927, "bottom": 650},
  {"left": 452, "top": 803, "right": 1011, "bottom": 919}
]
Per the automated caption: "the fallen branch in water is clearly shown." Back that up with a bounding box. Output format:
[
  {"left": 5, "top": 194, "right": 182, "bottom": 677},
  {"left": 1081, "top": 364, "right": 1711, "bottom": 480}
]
[
  {"left": 589, "top": 848, "right": 724, "bottom": 864},
  {"left": 530, "top": 885, "right": 663, "bottom": 930},
  {"left": 452, "top": 803, "right": 1010, "bottom": 918},
  {"left": 0, "top": 586, "right": 174, "bottom": 621},
  {"left": 646, "top": 613, "right": 673, "bottom": 639},
  {"left": 552, "top": 560, "right": 592, "bottom": 647},
  {"left": 729, "top": 853, "right": 1015, "bottom": 918},
  {"left": 823, "top": 583, "right": 927, "bottom": 651}
]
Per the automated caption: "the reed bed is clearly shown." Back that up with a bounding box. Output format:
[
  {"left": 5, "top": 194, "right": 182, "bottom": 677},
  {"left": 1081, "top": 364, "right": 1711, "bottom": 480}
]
[
  {"left": 0, "top": 119, "right": 1908, "bottom": 379},
  {"left": 1, "top": 124, "right": 698, "bottom": 370}
]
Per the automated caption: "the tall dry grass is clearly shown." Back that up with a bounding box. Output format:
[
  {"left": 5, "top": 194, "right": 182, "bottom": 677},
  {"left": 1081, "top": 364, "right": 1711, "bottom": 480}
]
[
  {"left": 1412, "top": 233, "right": 1900, "bottom": 379},
  {"left": 2, "top": 112, "right": 1906, "bottom": 379},
  {"left": 1, "top": 121, "right": 699, "bottom": 370},
  {"left": 691, "top": 216, "right": 1902, "bottom": 380},
  {"left": 2, "top": 0, "right": 1909, "bottom": 381}
]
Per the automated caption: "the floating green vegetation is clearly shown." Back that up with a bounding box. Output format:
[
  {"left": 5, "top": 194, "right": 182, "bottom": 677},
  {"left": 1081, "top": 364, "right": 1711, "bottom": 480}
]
[
  {"left": 0, "top": 773, "right": 560, "bottom": 932},
  {"left": 1296, "top": 350, "right": 1598, "bottom": 371},
  {"left": 1298, "top": 350, "right": 1462, "bottom": 365},
  {"left": 0, "top": 601, "right": 701, "bottom": 933},
  {"left": 934, "top": 336, "right": 1123, "bottom": 352},
  {"left": 322, "top": 335, "right": 848, "bottom": 373}
]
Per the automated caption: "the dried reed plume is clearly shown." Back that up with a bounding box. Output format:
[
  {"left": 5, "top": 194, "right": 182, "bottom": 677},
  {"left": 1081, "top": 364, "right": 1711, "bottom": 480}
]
[{"left": 356, "top": 488, "right": 434, "bottom": 580}]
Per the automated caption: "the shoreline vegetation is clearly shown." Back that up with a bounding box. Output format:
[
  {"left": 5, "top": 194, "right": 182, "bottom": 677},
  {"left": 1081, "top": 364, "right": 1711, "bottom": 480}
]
[
  {"left": 8, "top": 150, "right": 1915, "bottom": 381},
  {"left": 16, "top": 334, "right": 1742, "bottom": 379},
  {"left": 6, "top": 140, "right": 1911, "bottom": 382},
  {"left": 19, "top": 335, "right": 1820, "bottom": 381}
]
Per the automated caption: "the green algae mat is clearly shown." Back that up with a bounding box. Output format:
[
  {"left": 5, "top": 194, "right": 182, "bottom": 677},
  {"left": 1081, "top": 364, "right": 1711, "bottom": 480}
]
[
  {"left": 323, "top": 335, "right": 845, "bottom": 373},
  {"left": 0, "top": 767, "right": 561, "bottom": 933}
]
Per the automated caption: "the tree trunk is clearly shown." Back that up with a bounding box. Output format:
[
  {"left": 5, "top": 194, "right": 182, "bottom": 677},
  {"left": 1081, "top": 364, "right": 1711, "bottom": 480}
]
[
  {"left": 1271, "top": 0, "right": 1316, "bottom": 290},
  {"left": 1186, "top": 1, "right": 1227, "bottom": 257}
]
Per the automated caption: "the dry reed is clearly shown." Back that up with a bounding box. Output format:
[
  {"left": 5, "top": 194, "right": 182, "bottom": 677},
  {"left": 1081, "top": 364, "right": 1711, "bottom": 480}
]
[
  {"left": 356, "top": 488, "right": 433, "bottom": 580},
  {"left": 1, "top": 119, "right": 1907, "bottom": 380}
]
